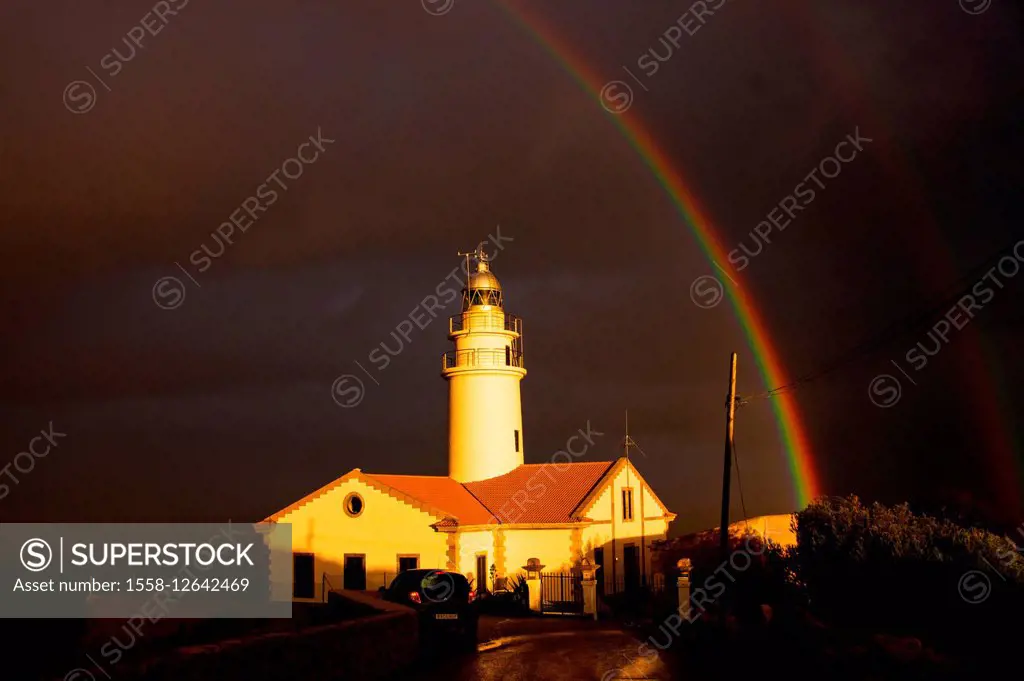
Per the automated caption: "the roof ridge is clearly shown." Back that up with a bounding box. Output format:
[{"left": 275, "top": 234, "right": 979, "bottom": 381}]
[
  {"left": 569, "top": 459, "right": 621, "bottom": 519},
  {"left": 262, "top": 469, "right": 360, "bottom": 522},
  {"left": 459, "top": 481, "right": 500, "bottom": 523},
  {"left": 368, "top": 471, "right": 494, "bottom": 526}
]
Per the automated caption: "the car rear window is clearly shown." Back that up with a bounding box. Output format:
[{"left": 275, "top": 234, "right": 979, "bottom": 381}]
[
  {"left": 387, "top": 572, "right": 420, "bottom": 593},
  {"left": 388, "top": 569, "right": 472, "bottom": 600},
  {"left": 420, "top": 571, "right": 470, "bottom": 596}
]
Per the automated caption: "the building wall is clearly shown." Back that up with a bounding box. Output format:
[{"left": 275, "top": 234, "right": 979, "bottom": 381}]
[
  {"left": 641, "top": 486, "right": 663, "bottom": 519},
  {"left": 269, "top": 462, "right": 674, "bottom": 600},
  {"left": 455, "top": 529, "right": 496, "bottom": 591},
  {"left": 730, "top": 513, "right": 796, "bottom": 547},
  {"left": 580, "top": 464, "right": 672, "bottom": 591},
  {"left": 502, "top": 527, "right": 575, "bottom": 575},
  {"left": 273, "top": 478, "right": 448, "bottom": 600}
]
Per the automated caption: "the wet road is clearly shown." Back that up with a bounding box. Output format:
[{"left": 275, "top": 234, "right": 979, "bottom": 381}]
[{"left": 395, "top": 616, "right": 677, "bottom": 681}]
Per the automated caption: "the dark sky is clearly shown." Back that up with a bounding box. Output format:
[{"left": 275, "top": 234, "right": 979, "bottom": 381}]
[{"left": 1, "top": 0, "right": 1021, "bottom": 534}]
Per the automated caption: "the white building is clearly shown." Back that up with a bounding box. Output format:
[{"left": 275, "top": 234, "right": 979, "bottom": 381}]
[{"left": 264, "top": 246, "right": 676, "bottom": 602}]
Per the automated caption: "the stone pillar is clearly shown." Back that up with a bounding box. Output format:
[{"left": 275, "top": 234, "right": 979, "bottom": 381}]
[
  {"left": 527, "top": 575, "right": 542, "bottom": 612},
  {"left": 523, "top": 558, "right": 545, "bottom": 613},
  {"left": 580, "top": 557, "right": 600, "bottom": 621},
  {"left": 446, "top": 532, "right": 459, "bottom": 571},
  {"left": 676, "top": 558, "right": 692, "bottom": 617}
]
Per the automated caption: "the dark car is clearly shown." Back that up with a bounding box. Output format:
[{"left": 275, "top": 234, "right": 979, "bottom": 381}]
[{"left": 381, "top": 569, "right": 478, "bottom": 649}]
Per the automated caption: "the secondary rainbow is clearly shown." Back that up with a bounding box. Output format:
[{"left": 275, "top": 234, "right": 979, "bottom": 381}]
[{"left": 497, "top": 1, "right": 821, "bottom": 507}]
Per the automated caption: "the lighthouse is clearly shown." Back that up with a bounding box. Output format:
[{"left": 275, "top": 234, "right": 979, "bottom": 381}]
[{"left": 442, "top": 244, "right": 526, "bottom": 483}]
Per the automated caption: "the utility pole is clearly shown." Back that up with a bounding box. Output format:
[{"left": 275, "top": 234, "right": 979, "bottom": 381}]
[{"left": 719, "top": 352, "right": 738, "bottom": 562}]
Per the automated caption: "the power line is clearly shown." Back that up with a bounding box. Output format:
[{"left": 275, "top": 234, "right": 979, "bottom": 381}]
[{"left": 745, "top": 235, "right": 1022, "bottom": 401}]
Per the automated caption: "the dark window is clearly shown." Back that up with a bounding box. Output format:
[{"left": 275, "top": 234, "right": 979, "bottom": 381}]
[
  {"left": 398, "top": 556, "right": 418, "bottom": 573},
  {"left": 293, "top": 553, "right": 314, "bottom": 599},
  {"left": 476, "top": 554, "right": 487, "bottom": 593},
  {"left": 514, "top": 429, "right": 520, "bottom": 452},
  {"left": 622, "top": 488, "right": 634, "bottom": 521},
  {"left": 623, "top": 544, "right": 640, "bottom": 592},
  {"left": 343, "top": 555, "right": 366, "bottom": 590},
  {"left": 343, "top": 493, "right": 364, "bottom": 517}
]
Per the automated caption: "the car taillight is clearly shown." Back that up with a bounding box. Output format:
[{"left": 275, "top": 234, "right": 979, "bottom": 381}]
[
  {"left": 409, "top": 591, "right": 421, "bottom": 604},
  {"left": 468, "top": 589, "right": 476, "bottom": 603}
]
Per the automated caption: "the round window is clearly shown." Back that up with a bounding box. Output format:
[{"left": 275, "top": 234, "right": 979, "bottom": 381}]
[{"left": 343, "top": 493, "right": 364, "bottom": 517}]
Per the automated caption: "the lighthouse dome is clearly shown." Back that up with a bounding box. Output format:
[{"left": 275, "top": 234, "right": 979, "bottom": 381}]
[
  {"left": 466, "top": 269, "right": 501, "bottom": 291},
  {"left": 459, "top": 243, "right": 504, "bottom": 309}
]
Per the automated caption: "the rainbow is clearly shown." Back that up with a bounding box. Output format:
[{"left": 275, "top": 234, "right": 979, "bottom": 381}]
[
  {"left": 785, "top": 2, "right": 1020, "bottom": 515},
  {"left": 496, "top": 1, "right": 821, "bottom": 507}
]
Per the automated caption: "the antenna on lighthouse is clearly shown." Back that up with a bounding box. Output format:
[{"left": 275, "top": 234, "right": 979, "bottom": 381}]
[
  {"left": 457, "top": 243, "right": 489, "bottom": 267},
  {"left": 475, "top": 242, "right": 490, "bottom": 270},
  {"left": 457, "top": 241, "right": 490, "bottom": 293},
  {"left": 457, "top": 244, "right": 481, "bottom": 302}
]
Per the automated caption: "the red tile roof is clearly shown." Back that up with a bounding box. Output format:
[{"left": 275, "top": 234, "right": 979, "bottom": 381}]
[
  {"left": 464, "top": 461, "right": 616, "bottom": 524},
  {"left": 268, "top": 461, "right": 621, "bottom": 527},
  {"left": 367, "top": 473, "right": 497, "bottom": 525}
]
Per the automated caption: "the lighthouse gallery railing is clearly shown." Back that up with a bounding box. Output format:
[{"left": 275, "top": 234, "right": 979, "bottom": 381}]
[
  {"left": 442, "top": 347, "right": 525, "bottom": 370},
  {"left": 449, "top": 313, "right": 522, "bottom": 335}
]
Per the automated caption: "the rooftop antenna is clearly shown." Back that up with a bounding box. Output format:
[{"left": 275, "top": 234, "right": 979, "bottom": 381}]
[
  {"left": 622, "top": 410, "right": 647, "bottom": 462},
  {"left": 624, "top": 410, "right": 630, "bottom": 460}
]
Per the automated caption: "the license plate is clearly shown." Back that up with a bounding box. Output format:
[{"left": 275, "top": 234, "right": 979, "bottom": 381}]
[{"left": 435, "top": 613, "right": 458, "bottom": 620}]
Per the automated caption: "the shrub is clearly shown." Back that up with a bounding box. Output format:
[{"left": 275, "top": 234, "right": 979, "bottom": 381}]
[
  {"left": 477, "top": 572, "right": 531, "bottom": 616},
  {"left": 668, "top": 528, "right": 797, "bottom": 626},
  {"left": 791, "top": 495, "right": 1024, "bottom": 649}
]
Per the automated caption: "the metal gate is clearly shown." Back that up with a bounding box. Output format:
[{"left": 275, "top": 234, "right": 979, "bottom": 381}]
[{"left": 540, "top": 572, "right": 584, "bottom": 614}]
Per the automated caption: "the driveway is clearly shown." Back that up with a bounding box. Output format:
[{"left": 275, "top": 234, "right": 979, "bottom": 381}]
[{"left": 394, "top": 615, "right": 677, "bottom": 681}]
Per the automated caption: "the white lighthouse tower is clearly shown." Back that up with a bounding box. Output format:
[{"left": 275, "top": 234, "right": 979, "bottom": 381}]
[{"left": 442, "top": 244, "right": 526, "bottom": 483}]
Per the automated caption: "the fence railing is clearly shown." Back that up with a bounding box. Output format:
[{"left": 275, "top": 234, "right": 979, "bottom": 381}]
[
  {"left": 449, "top": 313, "right": 522, "bottom": 334},
  {"left": 540, "top": 571, "right": 584, "bottom": 613},
  {"left": 441, "top": 347, "right": 524, "bottom": 370},
  {"left": 600, "top": 573, "right": 676, "bottom": 613},
  {"left": 605, "top": 573, "right": 664, "bottom": 595},
  {"left": 321, "top": 573, "right": 336, "bottom": 602}
]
